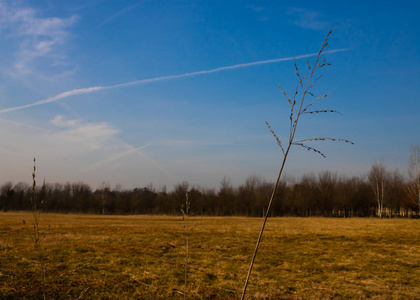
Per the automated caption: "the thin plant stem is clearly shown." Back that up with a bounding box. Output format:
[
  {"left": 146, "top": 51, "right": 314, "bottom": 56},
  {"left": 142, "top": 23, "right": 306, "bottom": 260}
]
[
  {"left": 183, "top": 191, "right": 190, "bottom": 300},
  {"left": 241, "top": 143, "right": 291, "bottom": 299},
  {"left": 28, "top": 158, "right": 47, "bottom": 300},
  {"left": 241, "top": 27, "right": 344, "bottom": 299}
]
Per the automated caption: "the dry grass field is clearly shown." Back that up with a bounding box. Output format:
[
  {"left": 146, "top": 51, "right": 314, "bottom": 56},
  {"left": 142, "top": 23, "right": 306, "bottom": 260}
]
[{"left": 0, "top": 212, "right": 419, "bottom": 299}]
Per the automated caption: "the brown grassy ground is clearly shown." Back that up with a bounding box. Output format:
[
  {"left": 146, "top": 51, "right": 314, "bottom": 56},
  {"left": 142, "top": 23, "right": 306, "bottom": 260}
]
[{"left": 0, "top": 212, "right": 419, "bottom": 299}]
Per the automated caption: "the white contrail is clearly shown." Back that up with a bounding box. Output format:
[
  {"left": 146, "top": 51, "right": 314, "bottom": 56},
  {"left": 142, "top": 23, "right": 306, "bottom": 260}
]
[
  {"left": 84, "top": 143, "right": 152, "bottom": 171},
  {"left": 0, "top": 48, "right": 348, "bottom": 114},
  {"left": 83, "top": 141, "right": 172, "bottom": 178},
  {"left": 0, "top": 86, "right": 105, "bottom": 114},
  {"left": 96, "top": 1, "right": 144, "bottom": 28},
  {"left": 0, "top": 117, "right": 50, "bottom": 132},
  {"left": 108, "top": 49, "right": 348, "bottom": 89}
]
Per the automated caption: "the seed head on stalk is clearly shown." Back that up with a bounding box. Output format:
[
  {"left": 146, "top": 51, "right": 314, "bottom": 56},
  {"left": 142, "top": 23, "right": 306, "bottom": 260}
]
[{"left": 241, "top": 26, "right": 354, "bottom": 299}]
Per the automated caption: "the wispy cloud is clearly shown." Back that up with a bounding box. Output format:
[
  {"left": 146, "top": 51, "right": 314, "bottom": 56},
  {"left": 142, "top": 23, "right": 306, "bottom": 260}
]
[
  {"left": 0, "top": 115, "right": 172, "bottom": 188},
  {"left": 156, "top": 139, "right": 229, "bottom": 148},
  {"left": 0, "top": 86, "right": 104, "bottom": 114},
  {"left": 48, "top": 115, "right": 119, "bottom": 150},
  {"left": 248, "top": 5, "right": 266, "bottom": 12},
  {"left": 109, "top": 50, "right": 343, "bottom": 88},
  {"left": 247, "top": 5, "right": 269, "bottom": 21},
  {"left": 0, "top": 117, "right": 50, "bottom": 132},
  {"left": 84, "top": 143, "right": 152, "bottom": 171},
  {"left": 47, "top": 115, "right": 171, "bottom": 178},
  {"left": 0, "top": 1, "right": 78, "bottom": 74},
  {"left": 0, "top": 49, "right": 348, "bottom": 114},
  {"left": 0, "top": 115, "right": 119, "bottom": 162},
  {"left": 50, "top": 115, "right": 79, "bottom": 127},
  {"left": 288, "top": 8, "right": 330, "bottom": 30},
  {"left": 96, "top": 1, "right": 144, "bottom": 28}
]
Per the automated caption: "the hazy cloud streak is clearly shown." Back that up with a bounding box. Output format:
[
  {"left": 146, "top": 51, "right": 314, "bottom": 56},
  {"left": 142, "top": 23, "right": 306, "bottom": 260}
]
[
  {"left": 0, "top": 86, "right": 104, "bottom": 113},
  {"left": 0, "top": 117, "right": 50, "bottom": 132},
  {"left": 0, "top": 48, "right": 348, "bottom": 114},
  {"left": 84, "top": 143, "right": 152, "bottom": 171},
  {"left": 83, "top": 141, "right": 173, "bottom": 179},
  {"left": 288, "top": 8, "right": 330, "bottom": 30},
  {"left": 109, "top": 49, "right": 348, "bottom": 89},
  {"left": 96, "top": 1, "right": 144, "bottom": 28}
]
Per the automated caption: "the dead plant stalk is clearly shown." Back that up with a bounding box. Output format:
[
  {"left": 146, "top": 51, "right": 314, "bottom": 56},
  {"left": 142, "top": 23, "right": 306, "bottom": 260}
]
[
  {"left": 241, "top": 26, "right": 353, "bottom": 299},
  {"left": 23, "top": 158, "right": 49, "bottom": 300},
  {"left": 181, "top": 191, "right": 190, "bottom": 300}
]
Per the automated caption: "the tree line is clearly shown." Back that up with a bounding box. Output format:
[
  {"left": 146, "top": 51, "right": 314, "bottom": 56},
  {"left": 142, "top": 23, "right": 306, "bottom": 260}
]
[{"left": 1, "top": 158, "right": 419, "bottom": 218}]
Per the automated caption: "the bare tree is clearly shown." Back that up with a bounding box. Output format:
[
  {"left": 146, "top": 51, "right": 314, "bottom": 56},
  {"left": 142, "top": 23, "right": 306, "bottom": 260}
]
[
  {"left": 1, "top": 181, "right": 14, "bottom": 212},
  {"left": 318, "top": 170, "right": 337, "bottom": 216},
  {"left": 293, "top": 174, "right": 317, "bottom": 217},
  {"left": 13, "top": 182, "right": 30, "bottom": 210},
  {"left": 238, "top": 175, "right": 264, "bottom": 217},
  {"left": 408, "top": 145, "right": 420, "bottom": 209},
  {"left": 369, "top": 162, "right": 387, "bottom": 218},
  {"left": 173, "top": 181, "right": 189, "bottom": 215},
  {"left": 218, "top": 177, "right": 235, "bottom": 215},
  {"left": 99, "top": 182, "right": 111, "bottom": 215}
]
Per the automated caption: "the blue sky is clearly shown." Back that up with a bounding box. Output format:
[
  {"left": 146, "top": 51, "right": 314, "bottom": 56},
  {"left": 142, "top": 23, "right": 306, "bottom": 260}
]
[{"left": 0, "top": 0, "right": 419, "bottom": 190}]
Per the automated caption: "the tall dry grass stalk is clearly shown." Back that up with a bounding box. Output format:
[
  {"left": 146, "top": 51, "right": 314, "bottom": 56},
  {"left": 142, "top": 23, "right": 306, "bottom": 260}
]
[
  {"left": 22, "top": 158, "right": 50, "bottom": 300},
  {"left": 241, "top": 27, "right": 353, "bottom": 299},
  {"left": 181, "top": 191, "right": 190, "bottom": 299}
]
